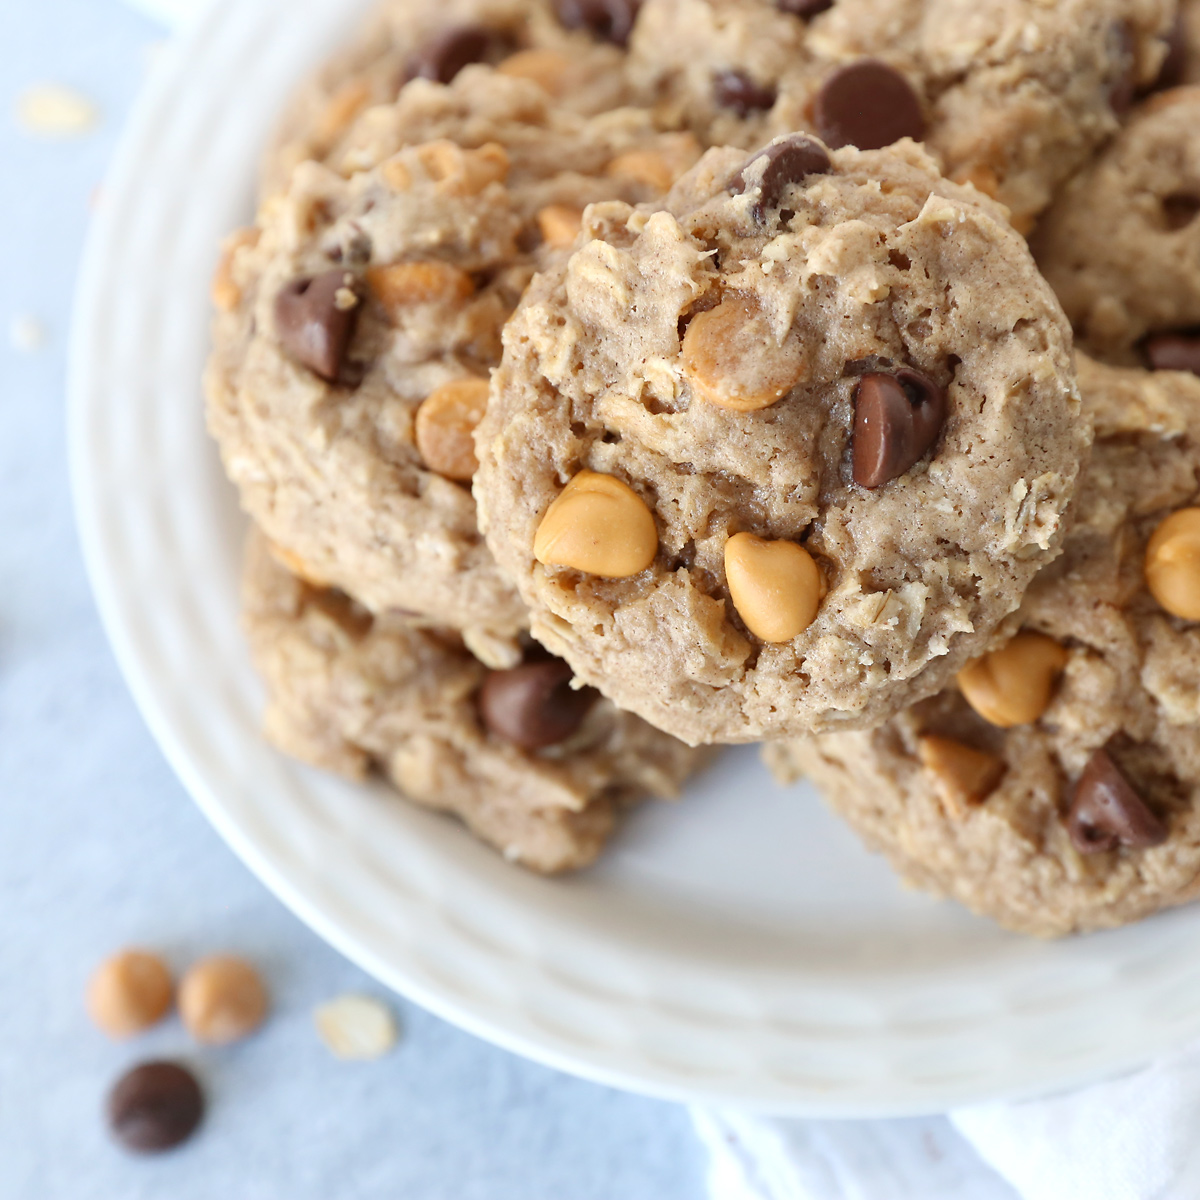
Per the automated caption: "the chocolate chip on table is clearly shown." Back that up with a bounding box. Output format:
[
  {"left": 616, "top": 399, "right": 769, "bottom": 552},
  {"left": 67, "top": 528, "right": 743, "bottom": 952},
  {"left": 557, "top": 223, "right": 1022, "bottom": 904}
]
[
  {"left": 730, "top": 134, "right": 831, "bottom": 215},
  {"left": 553, "top": 0, "right": 640, "bottom": 46},
  {"left": 775, "top": 0, "right": 833, "bottom": 15},
  {"left": 107, "top": 1061, "right": 204, "bottom": 1154},
  {"left": 404, "top": 24, "right": 497, "bottom": 85},
  {"left": 851, "top": 369, "right": 946, "bottom": 488},
  {"left": 1144, "top": 331, "right": 1200, "bottom": 376},
  {"left": 478, "top": 658, "right": 599, "bottom": 751},
  {"left": 1066, "top": 749, "right": 1167, "bottom": 855},
  {"left": 713, "top": 70, "right": 777, "bottom": 117},
  {"left": 274, "top": 270, "right": 362, "bottom": 383},
  {"left": 812, "top": 59, "right": 925, "bottom": 150}
]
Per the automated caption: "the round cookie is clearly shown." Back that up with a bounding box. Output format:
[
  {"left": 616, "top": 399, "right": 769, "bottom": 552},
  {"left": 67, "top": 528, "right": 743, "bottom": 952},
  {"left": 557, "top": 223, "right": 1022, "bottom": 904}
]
[
  {"left": 765, "top": 355, "right": 1200, "bottom": 937},
  {"left": 264, "top": 0, "right": 644, "bottom": 198},
  {"left": 474, "top": 135, "right": 1087, "bottom": 745},
  {"left": 1033, "top": 86, "right": 1200, "bottom": 365},
  {"left": 207, "top": 64, "right": 698, "bottom": 659},
  {"left": 628, "top": 0, "right": 1178, "bottom": 231},
  {"left": 242, "top": 530, "right": 701, "bottom": 873}
]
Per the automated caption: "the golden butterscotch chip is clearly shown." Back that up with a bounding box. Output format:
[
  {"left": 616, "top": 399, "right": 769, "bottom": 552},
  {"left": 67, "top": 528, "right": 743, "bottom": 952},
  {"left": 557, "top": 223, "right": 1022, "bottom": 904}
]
[
  {"left": 1146, "top": 508, "right": 1200, "bottom": 620},
  {"left": 917, "top": 734, "right": 1005, "bottom": 817},
  {"left": 179, "top": 955, "right": 268, "bottom": 1046},
  {"left": 724, "top": 533, "right": 821, "bottom": 642},
  {"left": 496, "top": 48, "right": 572, "bottom": 96},
  {"left": 606, "top": 133, "right": 701, "bottom": 192},
  {"left": 957, "top": 631, "right": 1069, "bottom": 728},
  {"left": 366, "top": 261, "right": 475, "bottom": 316},
  {"left": 210, "top": 227, "right": 260, "bottom": 312},
  {"left": 681, "top": 293, "right": 807, "bottom": 411},
  {"left": 314, "top": 79, "right": 371, "bottom": 146},
  {"left": 87, "top": 950, "right": 172, "bottom": 1040},
  {"left": 534, "top": 470, "right": 657, "bottom": 577},
  {"left": 537, "top": 204, "right": 584, "bottom": 250},
  {"left": 266, "top": 540, "right": 330, "bottom": 588},
  {"left": 415, "top": 378, "right": 490, "bottom": 481},
  {"left": 415, "top": 139, "right": 509, "bottom": 195}
]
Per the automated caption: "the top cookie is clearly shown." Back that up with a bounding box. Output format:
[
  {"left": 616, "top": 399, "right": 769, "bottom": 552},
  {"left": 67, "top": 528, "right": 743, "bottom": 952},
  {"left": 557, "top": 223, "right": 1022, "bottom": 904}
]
[
  {"left": 766, "top": 356, "right": 1200, "bottom": 936},
  {"left": 475, "top": 135, "right": 1087, "bottom": 744},
  {"left": 628, "top": 0, "right": 1178, "bottom": 230}
]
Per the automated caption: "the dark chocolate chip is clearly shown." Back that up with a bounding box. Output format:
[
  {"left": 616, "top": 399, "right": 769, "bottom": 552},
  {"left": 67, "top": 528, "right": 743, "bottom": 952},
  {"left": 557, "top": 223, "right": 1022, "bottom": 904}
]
[
  {"left": 812, "top": 59, "right": 925, "bottom": 150},
  {"left": 1066, "top": 748, "right": 1167, "bottom": 855},
  {"left": 1149, "top": 11, "right": 1187, "bottom": 93},
  {"left": 478, "top": 658, "right": 599, "bottom": 751},
  {"left": 713, "top": 70, "right": 777, "bottom": 116},
  {"left": 1162, "top": 193, "right": 1200, "bottom": 231},
  {"left": 775, "top": 0, "right": 833, "bottom": 15},
  {"left": 1144, "top": 331, "right": 1200, "bottom": 376},
  {"left": 730, "top": 134, "right": 832, "bottom": 218},
  {"left": 107, "top": 1062, "right": 204, "bottom": 1154},
  {"left": 553, "top": 0, "right": 641, "bottom": 46},
  {"left": 274, "top": 270, "right": 362, "bottom": 383},
  {"left": 405, "top": 24, "right": 497, "bottom": 85},
  {"left": 851, "top": 368, "right": 947, "bottom": 488}
]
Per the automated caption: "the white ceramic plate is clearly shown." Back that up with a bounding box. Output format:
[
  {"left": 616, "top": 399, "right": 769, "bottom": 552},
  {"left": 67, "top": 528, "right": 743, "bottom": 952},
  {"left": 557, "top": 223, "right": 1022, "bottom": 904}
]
[{"left": 69, "top": 0, "right": 1200, "bottom": 1117}]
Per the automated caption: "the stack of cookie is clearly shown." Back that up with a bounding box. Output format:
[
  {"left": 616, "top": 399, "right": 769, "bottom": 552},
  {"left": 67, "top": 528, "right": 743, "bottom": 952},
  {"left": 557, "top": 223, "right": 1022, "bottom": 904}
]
[{"left": 206, "top": 0, "right": 1200, "bottom": 935}]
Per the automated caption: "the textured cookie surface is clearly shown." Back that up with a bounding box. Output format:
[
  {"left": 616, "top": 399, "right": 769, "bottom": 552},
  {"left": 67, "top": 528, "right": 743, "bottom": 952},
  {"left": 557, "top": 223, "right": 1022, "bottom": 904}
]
[
  {"left": 629, "top": 0, "right": 1177, "bottom": 229},
  {"left": 475, "top": 137, "right": 1086, "bottom": 744},
  {"left": 242, "top": 531, "right": 700, "bottom": 873},
  {"left": 1033, "top": 86, "right": 1200, "bottom": 362},
  {"left": 766, "top": 357, "right": 1200, "bottom": 937},
  {"left": 208, "top": 65, "right": 696, "bottom": 655}
]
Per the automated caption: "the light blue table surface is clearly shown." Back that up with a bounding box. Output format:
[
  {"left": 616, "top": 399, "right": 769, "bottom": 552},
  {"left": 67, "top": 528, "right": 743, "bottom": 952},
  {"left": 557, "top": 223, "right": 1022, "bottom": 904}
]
[{"left": 0, "top": 2, "right": 706, "bottom": 1195}]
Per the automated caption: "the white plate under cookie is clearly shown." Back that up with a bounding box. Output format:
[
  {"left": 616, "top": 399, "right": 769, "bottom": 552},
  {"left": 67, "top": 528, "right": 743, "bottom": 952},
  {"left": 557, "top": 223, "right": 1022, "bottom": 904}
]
[{"left": 69, "top": 0, "right": 1200, "bottom": 1116}]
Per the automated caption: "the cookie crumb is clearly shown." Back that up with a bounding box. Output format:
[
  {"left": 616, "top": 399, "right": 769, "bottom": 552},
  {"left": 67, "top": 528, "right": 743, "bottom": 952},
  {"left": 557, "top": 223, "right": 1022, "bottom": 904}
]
[
  {"left": 9, "top": 315, "right": 45, "bottom": 352},
  {"left": 15, "top": 84, "right": 99, "bottom": 137},
  {"left": 314, "top": 994, "right": 397, "bottom": 1060}
]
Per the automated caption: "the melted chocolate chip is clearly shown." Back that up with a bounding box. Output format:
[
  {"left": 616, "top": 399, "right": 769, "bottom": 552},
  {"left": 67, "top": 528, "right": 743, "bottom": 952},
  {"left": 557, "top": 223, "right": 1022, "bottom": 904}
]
[
  {"left": 851, "top": 368, "right": 947, "bottom": 488},
  {"left": 1144, "top": 331, "right": 1200, "bottom": 376},
  {"left": 478, "top": 658, "right": 599, "bottom": 751},
  {"left": 107, "top": 1062, "right": 204, "bottom": 1154},
  {"left": 405, "top": 24, "right": 498, "bottom": 85},
  {"left": 812, "top": 59, "right": 925, "bottom": 150},
  {"left": 713, "top": 70, "right": 777, "bottom": 116},
  {"left": 775, "top": 0, "right": 833, "bottom": 15},
  {"left": 274, "top": 270, "right": 363, "bottom": 383},
  {"left": 730, "top": 134, "right": 832, "bottom": 218},
  {"left": 1066, "top": 748, "right": 1167, "bottom": 855},
  {"left": 553, "top": 0, "right": 641, "bottom": 46}
]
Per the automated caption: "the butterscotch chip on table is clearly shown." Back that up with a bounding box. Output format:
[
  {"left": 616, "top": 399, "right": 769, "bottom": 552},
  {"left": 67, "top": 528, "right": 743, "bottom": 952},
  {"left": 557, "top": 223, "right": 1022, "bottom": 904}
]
[
  {"left": 764, "top": 356, "right": 1200, "bottom": 938},
  {"left": 627, "top": 0, "right": 1177, "bottom": 230},
  {"left": 207, "top": 63, "right": 696, "bottom": 656},
  {"left": 178, "top": 955, "right": 269, "bottom": 1045},
  {"left": 87, "top": 949, "right": 172, "bottom": 1040},
  {"left": 474, "top": 135, "right": 1086, "bottom": 744},
  {"left": 240, "top": 530, "right": 701, "bottom": 874}
]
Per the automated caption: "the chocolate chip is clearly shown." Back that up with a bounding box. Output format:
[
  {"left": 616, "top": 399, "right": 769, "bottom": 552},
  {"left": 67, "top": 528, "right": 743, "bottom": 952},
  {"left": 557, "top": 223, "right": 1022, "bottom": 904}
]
[
  {"left": 730, "top": 134, "right": 832, "bottom": 218},
  {"left": 274, "top": 270, "right": 362, "bottom": 383},
  {"left": 851, "top": 368, "right": 947, "bottom": 488},
  {"left": 107, "top": 1061, "right": 204, "bottom": 1154},
  {"left": 1144, "top": 331, "right": 1200, "bottom": 376},
  {"left": 1066, "top": 748, "right": 1167, "bottom": 855},
  {"left": 553, "top": 0, "right": 640, "bottom": 46},
  {"left": 713, "top": 70, "right": 776, "bottom": 116},
  {"left": 1108, "top": 23, "right": 1138, "bottom": 116},
  {"left": 478, "top": 658, "right": 599, "bottom": 751},
  {"left": 813, "top": 59, "right": 925, "bottom": 150},
  {"left": 404, "top": 24, "right": 498, "bottom": 85},
  {"left": 1162, "top": 194, "right": 1200, "bottom": 231},
  {"left": 775, "top": 0, "right": 833, "bottom": 15},
  {"left": 1149, "top": 11, "right": 1187, "bottom": 93}
]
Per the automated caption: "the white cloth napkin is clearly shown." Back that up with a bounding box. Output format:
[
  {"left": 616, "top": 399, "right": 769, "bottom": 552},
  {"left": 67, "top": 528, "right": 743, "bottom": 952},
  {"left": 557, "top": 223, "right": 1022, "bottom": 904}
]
[{"left": 694, "top": 1038, "right": 1200, "bottom": 1199}]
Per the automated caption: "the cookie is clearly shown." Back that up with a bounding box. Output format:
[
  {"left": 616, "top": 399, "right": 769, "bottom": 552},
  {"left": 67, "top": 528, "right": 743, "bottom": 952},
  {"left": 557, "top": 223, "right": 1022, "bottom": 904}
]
[
  {"left": 474, "top": 135, "right": 1087, "bottom": 745},
  {"left": 629, "top": 0, "right": 1178, "bottom": 231},
  {"left": 765, "top": 355, "right": 1200, "bottom": 937},
  {"left": 242, "top": 530, "right": 700, "bottom": 873},
  {"left": 264, "top": 0, "right": 643, "bottom": 199},
  {"left": 207, "top": 64, "right": 698, "bottom": 659},
  {"left": 1033, "top": 86, "right": 1200, "bottom": 366}
]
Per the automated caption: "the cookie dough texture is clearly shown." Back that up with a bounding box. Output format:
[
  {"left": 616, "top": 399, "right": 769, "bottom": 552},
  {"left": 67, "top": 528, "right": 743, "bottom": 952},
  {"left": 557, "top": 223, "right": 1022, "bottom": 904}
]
[
  {"left": 242, "top": 531, "right": 700, "bottom": 873},
  {"left": 475, "top": 139, "right": 1086, "bottom": 745},
  {"left": 207, "top": 66, "right": 694, "bottom": 651},
  {"left": 766, "top": 357, "right": 1200, "bottom": 937},
  {"left": 629, "top": 0, "right": 1177, "bottom": 229},
  {"left": 264, "top": 0, "right": 639, "bottom": 198},
  {"left": 1033, "top": 86, "right": 1200, "bottom": 360}
]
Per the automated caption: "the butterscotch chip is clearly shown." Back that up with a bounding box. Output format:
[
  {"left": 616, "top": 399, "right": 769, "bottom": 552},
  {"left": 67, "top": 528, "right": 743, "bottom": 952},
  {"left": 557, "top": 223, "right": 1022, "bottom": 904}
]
[
  {"left": 956, "top": 632, "right": 1069, "bottom": 728},
  {"left": 1146, "top": 507, "right": 1200, "bottom": 619},
  {"left": 606, "top": 134, "right": 700, "bottom": 192},
  {"left": 87, "top": 950, "right": 172, "bottom": 1040},
  {"left": 916, "top": 735, "right": 1005, "bottom": 817},
  {"left": 210, "top": 228, "right": 259, "bottom": 313},
  {"left": 366, "top": 261, "right": 475, "bottom": 314},
  {"left": 415, "top": 378, "right": 490, "bottom": 481},
  {"left": 724, "top": 533, "right": 821, "bottom": 642},
  {"left": 534, "top": 471, "right": 657, "bottom": 578},
  {"left": 536, "top": 204, "right": 584, "bottom": 250},
  {"left": 178, "top": 956, "right": 268, "bottom": 1045},
  {"left": 497, "top": 49, "right": 572, "bottom": 95}
]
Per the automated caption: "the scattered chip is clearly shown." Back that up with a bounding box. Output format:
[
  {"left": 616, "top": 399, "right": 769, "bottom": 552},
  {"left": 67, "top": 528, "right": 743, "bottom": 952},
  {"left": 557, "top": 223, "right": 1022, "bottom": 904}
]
[{"left": 314, "top": 994, "right": 398, "bottom": 1060}]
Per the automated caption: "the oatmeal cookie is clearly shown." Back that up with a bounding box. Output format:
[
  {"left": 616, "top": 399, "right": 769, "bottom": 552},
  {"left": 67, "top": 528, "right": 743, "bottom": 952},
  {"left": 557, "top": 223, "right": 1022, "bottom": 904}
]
[
  {"left": 474, "top": 136, "right": 1086, "bottom": 744},
  {"left": 207, "top": 65, "right": 698, "bottom": 658},
  {"left": 766, "top": 356, "right": 1200, "bottom": 936},
  {"left": 242, "top": 530, "right": 700, "bottom": 873}
]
